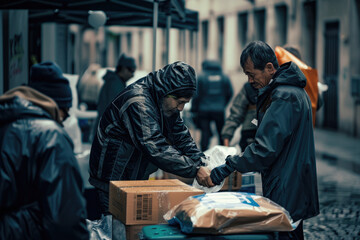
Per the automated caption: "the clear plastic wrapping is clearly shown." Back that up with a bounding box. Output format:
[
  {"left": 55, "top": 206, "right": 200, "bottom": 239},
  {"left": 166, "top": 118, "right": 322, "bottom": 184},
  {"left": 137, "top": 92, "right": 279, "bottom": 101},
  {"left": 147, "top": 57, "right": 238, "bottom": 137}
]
[
  {"left": 192, "top": 145, "right": 237, "bottom": 193},
  {"left": 164, "top": 192, "right": 296, "bottom": 235}
]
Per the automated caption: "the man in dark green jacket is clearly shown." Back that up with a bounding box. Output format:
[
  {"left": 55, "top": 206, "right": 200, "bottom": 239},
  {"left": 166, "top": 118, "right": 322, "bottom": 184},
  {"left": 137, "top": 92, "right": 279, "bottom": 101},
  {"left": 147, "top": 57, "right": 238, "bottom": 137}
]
[{"left": 210, "top": 41, "right": 319, "bottom": 239}]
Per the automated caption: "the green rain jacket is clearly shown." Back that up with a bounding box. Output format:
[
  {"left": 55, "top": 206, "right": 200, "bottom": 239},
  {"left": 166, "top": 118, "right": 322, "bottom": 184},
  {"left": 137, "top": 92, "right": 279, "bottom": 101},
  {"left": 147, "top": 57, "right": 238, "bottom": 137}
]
[{"left": 227, "top": 62, "right": 319, "bottom": 222}]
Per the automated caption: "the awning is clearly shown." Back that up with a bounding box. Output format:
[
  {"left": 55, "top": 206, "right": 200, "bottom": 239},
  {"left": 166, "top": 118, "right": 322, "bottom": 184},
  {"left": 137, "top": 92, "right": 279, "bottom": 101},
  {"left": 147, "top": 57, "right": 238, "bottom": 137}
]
[
  {"left": 0, "top": 0, "right": 199, "bottom": 31},
  {"left": 0, "top": 0, "right": 199, "bottom": 70}
]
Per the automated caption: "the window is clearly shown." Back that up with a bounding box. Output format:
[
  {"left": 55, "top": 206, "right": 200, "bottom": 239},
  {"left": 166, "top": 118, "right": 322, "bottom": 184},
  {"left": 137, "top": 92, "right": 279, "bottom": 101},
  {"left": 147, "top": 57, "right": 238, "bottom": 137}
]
[
  {"left": 217, "top": 16, "right": 224, "bottom": 64},
  {"left": 275, "top": 4, "right": 288, "bottom": 47},
  {"left": 238, "top": 12, "right": 248, "bottom": 50},
  {"left": 126, "top": 32, "right": 132, "bottom": 53},
  {"left": 201, "top": 20, "right": 208, "bottom": 60},
  {"left": 254, "top": 9, "right": 266, "bottom": 41}
]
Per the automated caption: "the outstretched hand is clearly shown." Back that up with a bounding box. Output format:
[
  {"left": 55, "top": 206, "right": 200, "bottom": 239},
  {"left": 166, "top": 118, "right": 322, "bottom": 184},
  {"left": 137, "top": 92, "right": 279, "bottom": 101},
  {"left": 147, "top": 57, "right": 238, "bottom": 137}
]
[
  {"left": 196, "top": 166, "right": 215, "bottom": 188},
  {"left": 210, "top": 162, "right": 234, "bottom": 185}
]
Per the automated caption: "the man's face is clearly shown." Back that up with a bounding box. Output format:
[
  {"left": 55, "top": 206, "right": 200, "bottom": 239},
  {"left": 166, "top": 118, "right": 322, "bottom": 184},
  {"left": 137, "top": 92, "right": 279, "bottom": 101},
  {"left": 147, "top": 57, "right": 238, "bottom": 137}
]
[
  {"left": 162, "top": 96, "right": 191, "bottom": 117},
  {"left": 120, "top": 66, "right": 135, "bottom": 81},
  {"left": 243, "top": 57, "right": 275, "bottom": 89}
]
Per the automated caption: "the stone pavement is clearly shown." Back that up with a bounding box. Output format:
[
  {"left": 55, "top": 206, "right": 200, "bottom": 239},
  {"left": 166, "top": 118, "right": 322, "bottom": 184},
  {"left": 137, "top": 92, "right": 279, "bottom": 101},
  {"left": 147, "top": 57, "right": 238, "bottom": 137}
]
[{"left": 314, "top": 127, "right": 360, "bottom": 174}]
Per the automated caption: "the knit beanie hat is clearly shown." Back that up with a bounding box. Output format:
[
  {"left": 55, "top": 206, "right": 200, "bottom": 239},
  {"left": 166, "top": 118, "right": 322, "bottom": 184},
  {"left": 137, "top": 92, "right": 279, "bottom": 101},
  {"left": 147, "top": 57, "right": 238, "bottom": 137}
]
[
  {"left": 29, "top": 61, "right": 72, "bottom": 109},
  {"left": 116, "top": 53, "right": 137, "bottom": 70}
]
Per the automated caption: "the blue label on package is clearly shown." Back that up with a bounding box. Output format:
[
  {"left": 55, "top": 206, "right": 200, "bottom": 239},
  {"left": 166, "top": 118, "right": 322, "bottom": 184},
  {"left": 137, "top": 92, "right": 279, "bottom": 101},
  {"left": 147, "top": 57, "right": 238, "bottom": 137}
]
[{"left": 192, "top": 192, "right": 260, "bottom": 208}]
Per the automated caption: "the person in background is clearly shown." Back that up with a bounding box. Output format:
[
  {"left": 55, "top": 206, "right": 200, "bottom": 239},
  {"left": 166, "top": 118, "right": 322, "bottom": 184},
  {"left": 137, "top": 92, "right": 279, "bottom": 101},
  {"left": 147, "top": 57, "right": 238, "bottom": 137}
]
[
  {"left": 283, "top": 46, "right": 301, "bottom": 60},
  {"left": 97, "top": 53, "right": 137, "bottom": 118},
  {"left": 77, "top": 63, "right": 103, "bottom": 143},
  {"left": 191, "top": 60, "right": 233, "bottom": 151},
  {"left": 221, "top": 82, "right": 257, "bottom": 152},
  {"left": 0, "top": 61, "right": 89, "bottom": 239},
  {"left": 77, "top": 63, "right": 102, "bottom": 111},
  {"left": 92, "top": 53, "right": 137, "bottom": 142},
  {"left": 89, "top": 61, "right": 213, "bottom": 215},
  {"left": 283, "top": 45, "right": 324, "bottom": 112},
  {"left": 275, "top": 45, "right": 321, "bottom": 126},
  {"left": 210, "top": 41, "right": 319, "bottom": 239}
]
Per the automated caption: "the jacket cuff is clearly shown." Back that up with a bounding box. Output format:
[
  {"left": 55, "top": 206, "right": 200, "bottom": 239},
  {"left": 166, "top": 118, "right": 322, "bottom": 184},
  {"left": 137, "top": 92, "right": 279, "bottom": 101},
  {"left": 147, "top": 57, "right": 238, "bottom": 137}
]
[{"left": 225, "top": 155, "right": 237, "bottom": 171}]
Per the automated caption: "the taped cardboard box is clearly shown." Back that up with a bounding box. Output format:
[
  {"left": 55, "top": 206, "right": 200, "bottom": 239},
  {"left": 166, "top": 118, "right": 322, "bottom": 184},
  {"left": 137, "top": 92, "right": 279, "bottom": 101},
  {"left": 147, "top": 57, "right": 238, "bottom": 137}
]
[
  {"left": 109, "top": 179, "right": 203, "bottom": 225},
  {"left": 221, "top": 172, "right": 242, "bottom": 191}
]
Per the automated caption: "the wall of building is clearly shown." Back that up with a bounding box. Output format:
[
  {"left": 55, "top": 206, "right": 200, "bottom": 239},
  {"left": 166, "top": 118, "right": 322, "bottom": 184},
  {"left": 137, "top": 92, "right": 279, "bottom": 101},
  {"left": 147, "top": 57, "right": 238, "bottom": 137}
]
[
  {"left": 185, "top": 0, "right": 359, "bottom": 137},
  {"left": 350, "top": 0, "right": 360, "bottom": 137},
  {"left": 315, "top": 0, "right": 359, "bottom": 136}
]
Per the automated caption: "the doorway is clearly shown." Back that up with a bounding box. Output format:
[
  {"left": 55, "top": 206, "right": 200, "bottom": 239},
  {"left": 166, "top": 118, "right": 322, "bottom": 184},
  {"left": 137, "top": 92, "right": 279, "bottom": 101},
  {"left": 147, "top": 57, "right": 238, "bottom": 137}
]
[{"left": 323, "top": 21, "right": 339, "bottom": 129}]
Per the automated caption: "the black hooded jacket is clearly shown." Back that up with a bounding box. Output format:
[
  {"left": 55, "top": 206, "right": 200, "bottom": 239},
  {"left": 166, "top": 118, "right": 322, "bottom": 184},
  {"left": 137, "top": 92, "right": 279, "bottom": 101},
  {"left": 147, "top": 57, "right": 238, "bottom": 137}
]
[
  {"left": 89, "top": 62, "right": 205, "bottom": 193},
  {"left": 0, "top": 87, "right": 88, "bottom": 240},
  {"left": 227, "top": 62, "right": 319, "bottom": 222},
  {"left": 191, "top": 60, "right": 233, "bottom": 113}
]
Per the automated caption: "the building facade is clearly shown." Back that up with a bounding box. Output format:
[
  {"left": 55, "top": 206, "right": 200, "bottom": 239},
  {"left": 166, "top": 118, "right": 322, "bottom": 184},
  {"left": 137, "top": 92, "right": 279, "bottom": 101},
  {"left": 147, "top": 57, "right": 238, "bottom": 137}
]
[{"left": 185, "top": 0, "right": 360, "bottom": 137}]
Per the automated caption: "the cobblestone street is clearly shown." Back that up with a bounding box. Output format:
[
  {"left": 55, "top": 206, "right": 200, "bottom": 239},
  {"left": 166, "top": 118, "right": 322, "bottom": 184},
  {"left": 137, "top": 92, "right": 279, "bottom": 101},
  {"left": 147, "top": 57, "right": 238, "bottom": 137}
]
[{"left": 303, "top": 158, "right": 360, "bottom": 239}]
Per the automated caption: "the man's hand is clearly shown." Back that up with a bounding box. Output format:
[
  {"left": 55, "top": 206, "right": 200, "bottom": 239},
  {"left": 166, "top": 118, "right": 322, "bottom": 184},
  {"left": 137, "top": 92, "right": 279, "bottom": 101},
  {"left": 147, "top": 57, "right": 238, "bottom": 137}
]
[
  {"left": 223, "top": 138, "right": 230, "bottom": 146},
  {"left": 210, "top": 163, "right": 234, "bottom": 185},
  {"left": 196, "top": 166, "right": 215, "bottom": 188}
]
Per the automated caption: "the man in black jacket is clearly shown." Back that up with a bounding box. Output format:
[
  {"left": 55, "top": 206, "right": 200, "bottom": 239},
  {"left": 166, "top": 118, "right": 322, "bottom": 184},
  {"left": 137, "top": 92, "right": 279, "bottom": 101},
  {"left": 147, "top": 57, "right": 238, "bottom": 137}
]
[
  {"left": 191, "top": 60, "right": 233, "bottom": 151},
  {"left": 210, "top": 41, "right": 319, "bottom": 239},
  {"left": 0, "top": 61, "right": 89, "bottom": 239},
  {"left": 90, "top": 61, "right": 213, "bottom": 215}
]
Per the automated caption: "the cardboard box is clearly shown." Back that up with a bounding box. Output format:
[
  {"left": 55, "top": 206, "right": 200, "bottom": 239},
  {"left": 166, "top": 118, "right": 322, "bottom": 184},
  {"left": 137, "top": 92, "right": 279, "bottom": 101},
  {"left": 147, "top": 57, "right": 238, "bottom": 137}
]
[
  {"left": 220, "top": 172, "right": 242, "bottom": 191},
  {"left": 109, "top": 179, "right": 203, "bottom": 225}
]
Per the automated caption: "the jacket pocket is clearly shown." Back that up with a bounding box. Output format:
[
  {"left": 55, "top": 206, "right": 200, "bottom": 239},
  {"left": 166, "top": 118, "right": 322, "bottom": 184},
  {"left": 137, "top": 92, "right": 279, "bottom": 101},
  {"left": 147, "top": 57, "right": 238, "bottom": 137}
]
[
  {"left": 262, "top": 175, "right": 280, "bottom": 199},
  {"left": 110, "top": 140, "right": 135, "bottom": 180}
]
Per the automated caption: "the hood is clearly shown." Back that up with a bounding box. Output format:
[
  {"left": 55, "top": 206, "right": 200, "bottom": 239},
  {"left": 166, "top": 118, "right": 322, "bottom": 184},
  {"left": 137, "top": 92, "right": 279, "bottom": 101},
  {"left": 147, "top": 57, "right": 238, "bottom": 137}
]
[
  {"left": 146, "top": 61, "right": 197, "bottom": 101},
  {"left": 0, "top": 86, "right": 61, "bottom": 124},
  {"left": 259, "top": 61, "right": 306, "bottom": 96},
  {"left": 202, "top": 60, "right": 222, "bottom": 73},
  {"left": 271, "top": 61, "right": 306, "bottom": 88}
]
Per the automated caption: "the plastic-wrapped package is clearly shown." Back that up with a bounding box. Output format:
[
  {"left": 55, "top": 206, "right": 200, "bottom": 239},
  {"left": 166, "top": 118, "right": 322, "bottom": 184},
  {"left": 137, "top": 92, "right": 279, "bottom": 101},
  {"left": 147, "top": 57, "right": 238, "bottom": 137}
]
[
  {"left": 86, "top": 215, "right": 126, "bottom": 240},
  {"left": 192, "top": 145, "right": 237, "bottom": 193},
  {"left": 164, "top": 192, "right": 295, "bottom": 235}
]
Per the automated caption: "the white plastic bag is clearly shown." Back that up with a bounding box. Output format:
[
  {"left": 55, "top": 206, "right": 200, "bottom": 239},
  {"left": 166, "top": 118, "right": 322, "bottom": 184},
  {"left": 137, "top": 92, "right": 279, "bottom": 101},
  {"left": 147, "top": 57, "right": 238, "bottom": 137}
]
[
  {"left": 86, "top": 215, "right": 126, "bottom": 240},
  {"left": 192, "top": 145, "right": 237, "bottom": 193}
]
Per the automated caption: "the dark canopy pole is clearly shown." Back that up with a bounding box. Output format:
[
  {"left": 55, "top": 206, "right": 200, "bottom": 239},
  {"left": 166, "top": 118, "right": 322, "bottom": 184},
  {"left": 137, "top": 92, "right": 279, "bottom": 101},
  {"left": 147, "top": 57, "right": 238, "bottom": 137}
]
[
  {"left": 152, "top": 0, "right": 159, "bottom": 71},
  {"left": 165, "top": 13, "right": 171, "bottom": 65},
  {"left": 195, "top": 31, "right": 199, "bottom": 70}
]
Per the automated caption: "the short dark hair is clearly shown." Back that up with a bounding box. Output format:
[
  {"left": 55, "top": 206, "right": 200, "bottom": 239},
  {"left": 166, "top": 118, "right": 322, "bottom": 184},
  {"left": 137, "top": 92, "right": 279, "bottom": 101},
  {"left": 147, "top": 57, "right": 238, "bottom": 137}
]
[
  {"left": 240, "top": 41, "right": 279, "bottom": 70},
  {"left": 284, "top": 46, "right": 302, "bottom": 60},
  {"left": 168, "top": 88, "right": 195, "bottom": 99}
]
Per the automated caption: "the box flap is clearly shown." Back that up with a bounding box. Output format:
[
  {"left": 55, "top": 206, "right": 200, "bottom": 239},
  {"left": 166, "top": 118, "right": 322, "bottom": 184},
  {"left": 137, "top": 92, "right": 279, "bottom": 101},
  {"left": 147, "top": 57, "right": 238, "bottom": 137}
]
[{"left": 110, "top": 179, "right": 188, "bottom": 188}]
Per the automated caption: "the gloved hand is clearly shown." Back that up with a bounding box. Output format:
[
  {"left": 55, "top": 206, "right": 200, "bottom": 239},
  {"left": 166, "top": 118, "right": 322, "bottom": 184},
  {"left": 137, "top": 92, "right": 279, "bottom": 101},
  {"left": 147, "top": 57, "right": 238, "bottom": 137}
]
[{"left": 210, "top": 158, "right": 235, "bottom": 185}]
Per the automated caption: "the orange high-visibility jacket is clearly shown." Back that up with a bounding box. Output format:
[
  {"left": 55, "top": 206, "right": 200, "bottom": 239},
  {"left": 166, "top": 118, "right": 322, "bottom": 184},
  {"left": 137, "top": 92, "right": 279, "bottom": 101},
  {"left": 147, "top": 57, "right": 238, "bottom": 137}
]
[{"left": 275, "top": 46, "right": 318, "bottom": 126}]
